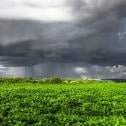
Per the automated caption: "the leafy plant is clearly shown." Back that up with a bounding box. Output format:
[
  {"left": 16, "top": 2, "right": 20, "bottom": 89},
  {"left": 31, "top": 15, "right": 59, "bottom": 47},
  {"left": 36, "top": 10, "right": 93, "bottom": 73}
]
[
  {"left": 45, "top": 77, "right": 63, "bottom": 84},
  {"left": 0, "top": 79, "right": 126, "bottom": 125}
]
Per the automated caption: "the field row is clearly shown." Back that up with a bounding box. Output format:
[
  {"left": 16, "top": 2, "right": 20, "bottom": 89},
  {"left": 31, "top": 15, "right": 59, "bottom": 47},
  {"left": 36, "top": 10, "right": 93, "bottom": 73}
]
[{"left": 0, "top": 82, "right": 126, "bottom": 125}]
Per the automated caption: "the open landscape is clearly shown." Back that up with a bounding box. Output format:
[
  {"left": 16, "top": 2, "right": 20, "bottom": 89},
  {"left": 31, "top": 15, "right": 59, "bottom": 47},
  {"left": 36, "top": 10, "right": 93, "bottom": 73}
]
[
  {"left": 0, "top": 78, "right": 126, "bottom": 126},
  {"left": 0, "top": 0, "right": 126, "bottom": 125}
]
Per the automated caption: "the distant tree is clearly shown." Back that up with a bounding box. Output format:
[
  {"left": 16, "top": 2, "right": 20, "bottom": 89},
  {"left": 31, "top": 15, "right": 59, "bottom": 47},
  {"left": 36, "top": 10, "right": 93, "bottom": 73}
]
[{"left": 45, "top": 77, "right": 63, "bottom": 84}]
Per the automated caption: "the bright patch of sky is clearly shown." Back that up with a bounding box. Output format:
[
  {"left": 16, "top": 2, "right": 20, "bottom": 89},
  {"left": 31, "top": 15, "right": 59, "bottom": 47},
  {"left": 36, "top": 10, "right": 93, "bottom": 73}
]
[{"left": 0, "top": 0, "right": 72, "bottom": 22}]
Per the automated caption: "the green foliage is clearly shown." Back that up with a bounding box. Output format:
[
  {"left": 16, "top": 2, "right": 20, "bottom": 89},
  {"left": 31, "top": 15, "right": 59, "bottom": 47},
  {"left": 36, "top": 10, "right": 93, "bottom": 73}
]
[
  {"left": 45, "top": 77, "right": 63, "bottom": 84},
  {"left": 0, "top": 80, "right": 126, "bottom": 125},
  {"left": 0, "top": 77, "right": 64, "bottom": 84},
  {"left": 0, "top": 78, "right": 34, "bottom": 84}
]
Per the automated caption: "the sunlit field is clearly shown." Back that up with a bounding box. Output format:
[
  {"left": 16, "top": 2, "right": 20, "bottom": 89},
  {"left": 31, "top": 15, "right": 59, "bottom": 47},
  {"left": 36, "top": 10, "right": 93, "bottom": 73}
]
[{"left": 0, "top": 78, "right": 126, "bottom": 126}]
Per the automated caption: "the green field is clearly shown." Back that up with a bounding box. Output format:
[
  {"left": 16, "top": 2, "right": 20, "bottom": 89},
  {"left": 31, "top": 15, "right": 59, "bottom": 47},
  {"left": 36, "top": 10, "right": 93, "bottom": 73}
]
[{"left": 0, "top": 80, "right": 126, "bottom": 126}]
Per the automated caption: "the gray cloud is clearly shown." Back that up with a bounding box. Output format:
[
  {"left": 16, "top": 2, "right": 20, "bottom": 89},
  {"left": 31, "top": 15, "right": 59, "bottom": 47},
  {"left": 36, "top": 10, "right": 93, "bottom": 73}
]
[
  {"left": 67, "top": 0, "right": 126, "bottom": 23},
  {"left": 0, "top": 0, "right": 126, "bottom": 78},
  {"left": 74, "top": 65, "right": 126, "bottom": 79},
  {"left": 0, "top": 20, "right": 126, "bottom": 66}
]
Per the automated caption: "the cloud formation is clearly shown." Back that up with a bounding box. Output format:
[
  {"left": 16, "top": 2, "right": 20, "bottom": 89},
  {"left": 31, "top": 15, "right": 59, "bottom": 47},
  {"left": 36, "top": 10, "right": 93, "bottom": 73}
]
[
  {"left": 0, "top": 0, "right": 126, "bottom": 78},
  {"left": 0, "top": 0, "right": 71, "bottom": 22}
]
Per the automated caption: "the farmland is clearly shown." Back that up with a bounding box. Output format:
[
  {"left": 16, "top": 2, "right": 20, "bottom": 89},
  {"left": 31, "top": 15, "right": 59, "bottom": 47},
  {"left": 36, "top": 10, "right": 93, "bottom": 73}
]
[{"left": 0, "top": 78, "right": 126, "bottom": 126}]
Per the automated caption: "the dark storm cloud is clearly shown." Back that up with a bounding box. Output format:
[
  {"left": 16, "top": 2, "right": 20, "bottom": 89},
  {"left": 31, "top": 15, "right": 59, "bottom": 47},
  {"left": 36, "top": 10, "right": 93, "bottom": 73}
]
[
  {"left": 0, "top": 0, "right": 126, "bottom": 67},
  {"left": 65, "top": 0, "right": 126, "bottom": 65},
  {"left": 67, "top": 0, "right": 126, "bottom": 23}
]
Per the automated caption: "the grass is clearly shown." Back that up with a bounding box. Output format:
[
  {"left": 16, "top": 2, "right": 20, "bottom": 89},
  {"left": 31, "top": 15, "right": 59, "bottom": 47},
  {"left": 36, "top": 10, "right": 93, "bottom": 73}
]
[{"left": 0, "top": 80, "right": 126, "bottom": 125}]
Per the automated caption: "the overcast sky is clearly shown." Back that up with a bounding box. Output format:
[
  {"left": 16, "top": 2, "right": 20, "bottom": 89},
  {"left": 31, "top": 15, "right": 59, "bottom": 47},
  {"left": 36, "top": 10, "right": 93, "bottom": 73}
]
[{"left": 0, "top": 0, "right": 126, "bottom": 78}]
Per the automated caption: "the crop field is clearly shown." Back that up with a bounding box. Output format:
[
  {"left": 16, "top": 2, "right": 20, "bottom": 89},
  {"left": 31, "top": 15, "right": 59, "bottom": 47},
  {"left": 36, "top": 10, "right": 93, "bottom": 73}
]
[{"left": 0, "top": 79, "right": 126, "bottom": 126}]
